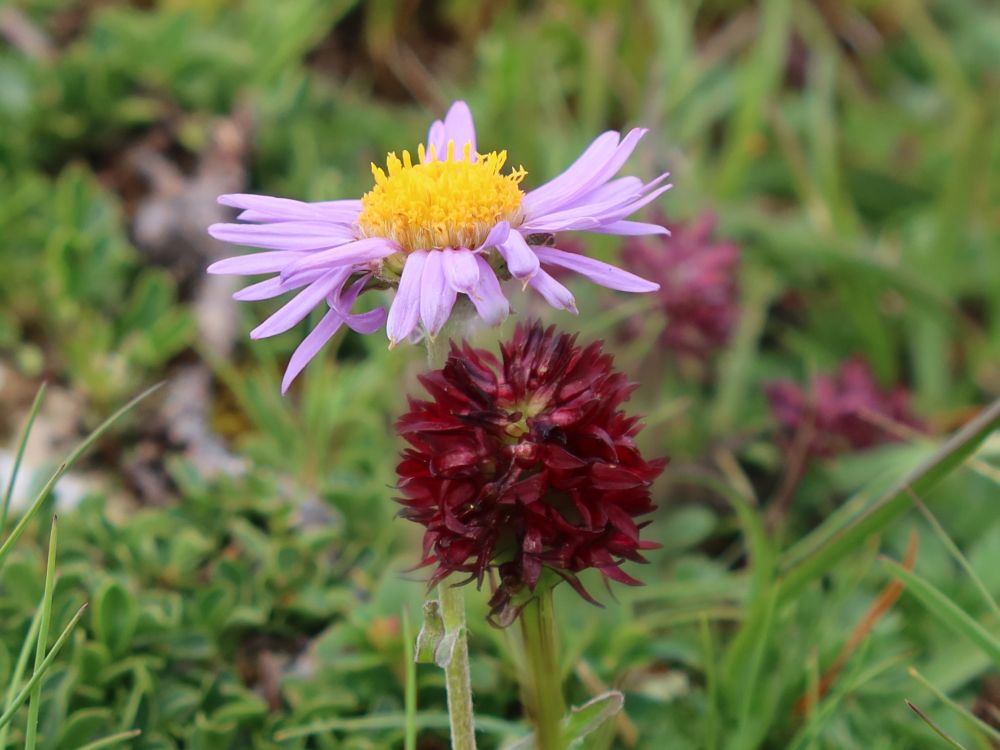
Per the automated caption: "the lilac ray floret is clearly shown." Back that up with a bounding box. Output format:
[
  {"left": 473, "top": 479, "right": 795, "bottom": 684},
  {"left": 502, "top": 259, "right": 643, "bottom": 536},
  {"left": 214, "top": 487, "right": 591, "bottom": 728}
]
[
  {"left": 470, "top": 256, "right": 509, "bottom": 325},
  {"left": 218, "top": 194, "right": 362, "bottom": 224},
  {"left": 442, "top": 248, "right": 480, "bottom": 295},
  {"left": 279, "top": 238, "right": 399, "bottom": 281},
  {"left": 419, "top": 251, "right": 458, "bottom": 337},
  {"left": 497, "top": 231, "right": 540, "bottom": 283},
  {"left": 233, "top": 271, "right": 326, "bottom": 302},
  {"left": 528, "top": 269, "right": 578, "bottom": 313},
  {"left": 387, "top": 250, "right": 427, "bottom": 345},
  {"left": 426, "top": 100, "right": 477, "bottom": 160},
  {"left": 532, "top": 246, "right": 659, "bottom": 293},
  {"left": 208, "top": 251, "right": 307, "bottom": 276},
  {"left": 207, "top": 221, "right": 357, "bottom": 251},
  {"left": 280, "top": 274, "right": 386, "bottom": 394},
  {"left": 251, "top": 269, "right": 351, "bottom": 340}
]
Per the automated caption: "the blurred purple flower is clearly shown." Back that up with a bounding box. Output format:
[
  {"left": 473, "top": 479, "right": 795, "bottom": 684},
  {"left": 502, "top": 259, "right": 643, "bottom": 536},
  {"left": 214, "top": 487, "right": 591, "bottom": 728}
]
[
  {"left": 766, "top": 359, "right": 922, "bottom": 459},
  {"left": 207, "top": 101, "right": 672, "bottom": 391},
  {"left": 620, "top": 212, "right": 740, "bottom": 359}
]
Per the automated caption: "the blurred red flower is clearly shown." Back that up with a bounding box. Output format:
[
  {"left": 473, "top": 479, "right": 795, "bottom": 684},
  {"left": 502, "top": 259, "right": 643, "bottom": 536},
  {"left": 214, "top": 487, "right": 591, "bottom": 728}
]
[
  {"left": 620, "top": 212, "right": 740, "bottom": 359},
  {"left": 766, "top": 359, "right": 922, "bottom": 459}
]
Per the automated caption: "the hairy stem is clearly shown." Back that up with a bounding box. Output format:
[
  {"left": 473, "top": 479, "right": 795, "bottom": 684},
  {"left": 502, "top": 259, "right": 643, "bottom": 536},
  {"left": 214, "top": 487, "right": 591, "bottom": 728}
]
[
  {"left": 520, "top": 587, "right": 566, "bottom": 750},
  {"left": 439, "top": 582, "right": 477, "bottom": 750},
  {"left": 424, "top": 320, "right": 477, "bottom": 750}
]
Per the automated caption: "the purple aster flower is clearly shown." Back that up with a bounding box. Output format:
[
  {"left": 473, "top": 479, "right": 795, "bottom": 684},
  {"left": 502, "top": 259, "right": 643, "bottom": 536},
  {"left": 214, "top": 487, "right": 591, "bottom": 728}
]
[
  {"left": 207, "top": 101, "right": 671, "bottom": 391},
  {"left": 620, "top": 212, "right": 740, "bottom": 359},
  {"left": 766, "top": 358, "right": 923, "bottom": 459}
]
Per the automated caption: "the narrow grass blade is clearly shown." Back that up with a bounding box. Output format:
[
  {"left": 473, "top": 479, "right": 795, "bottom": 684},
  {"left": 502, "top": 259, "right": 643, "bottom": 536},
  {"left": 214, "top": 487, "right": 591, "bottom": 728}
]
[
  {"left": 907, "top": 489, "right": 1000, "bottom": 618},
  {"left": 779, "top": 399, "right": 1000, "bottom": 601},
  {"left": 0, "top": 608, "right": 42, "bottom": 748},
  {"left": 882, "top": 558, "right": 1000, "bottom": 666},
  {"left": 75, "top": 730, "right": 142, "bottom": 750},
  {"left": 699, "top": 615, "right": 720, "bottom": 750},
  {"left": 909, "top": 667, "right": 1000, "bottom": 743},
  {"left": 0, "top": 382, "right": 162, "bottom": 576},
  {"left": 402, "top": 606, "right": 417, "bottom": 750},
  {"left": 906, "top": 701, "right": 969, "bottom": 749},
  {"left": 0, "top": 603, "right": 88, "bottom": 731},
  {"left": 1, "top": 382, "right": 47, "bottom": 535},
  {"left": 25, "top": 516, "right": 58, "bottom": 750}
]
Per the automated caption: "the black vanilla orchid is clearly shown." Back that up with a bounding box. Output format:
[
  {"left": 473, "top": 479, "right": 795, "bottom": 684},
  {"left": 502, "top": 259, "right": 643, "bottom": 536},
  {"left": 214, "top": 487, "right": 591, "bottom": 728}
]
[{"left": 396, "top": 322, "right": 666, "bottom": 624}]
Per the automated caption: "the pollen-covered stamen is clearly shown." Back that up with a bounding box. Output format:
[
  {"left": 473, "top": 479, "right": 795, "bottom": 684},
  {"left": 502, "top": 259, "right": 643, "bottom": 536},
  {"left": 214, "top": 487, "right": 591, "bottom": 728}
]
[{"left": 357, "top": 141, "right": 526, "bottom": 253}]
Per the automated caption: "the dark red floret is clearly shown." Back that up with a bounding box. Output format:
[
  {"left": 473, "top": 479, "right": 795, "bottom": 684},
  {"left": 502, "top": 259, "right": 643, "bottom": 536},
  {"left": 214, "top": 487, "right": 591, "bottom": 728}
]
[{"left": 395, "top": 322, "right": 666, "bottom": 624}]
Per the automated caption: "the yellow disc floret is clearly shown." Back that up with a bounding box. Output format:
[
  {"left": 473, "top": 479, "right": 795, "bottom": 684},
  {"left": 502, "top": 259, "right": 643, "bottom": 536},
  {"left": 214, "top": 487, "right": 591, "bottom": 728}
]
[{"left": 357, "top": 141, "right": 526, "bottom": 252}]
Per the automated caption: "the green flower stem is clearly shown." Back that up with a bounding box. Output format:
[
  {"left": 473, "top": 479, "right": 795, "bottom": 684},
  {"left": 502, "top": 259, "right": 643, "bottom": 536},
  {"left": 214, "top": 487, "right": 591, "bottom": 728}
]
[
  {"left": 424, "top": 313, "right": 477, "bottom": 750},
  {"left": 520, "top": 587, "right": 566, "bottom": 750},
  {"left": 438, "top": 582, "right": 477, "bottom": 750}
]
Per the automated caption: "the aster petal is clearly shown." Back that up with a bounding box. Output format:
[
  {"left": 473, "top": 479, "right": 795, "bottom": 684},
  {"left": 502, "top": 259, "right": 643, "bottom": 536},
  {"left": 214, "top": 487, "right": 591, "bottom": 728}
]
[
  {"left": 567, "top": 176, "right": 644, "bottom": 207},
  {"left": 521, "top": 131, "right": 619, "bottom": 215},
  {"left": 590, "top": 220, "right": 670, "bottom": 236},
  {"left": 280, "top": 238, "right": 399, "bottom": 280},
  {"left": 334, "top": 277, "right": 387, "bottom": 334},
  {"left": 476, "top": 220, "right": 511, "bottom": 251},
  {"left": 251, "top": 268, "right": 351, "bottom": 339},
  {"left": 219, "top": 194, "right": 361, "bottom": 224},
  {"left": 387, "top": 250, "right": 427, "bottom": 345},
  {"left": 280, "top": 308, "right": 346, "bottom": 394},
  {"left": 521, "top": 180, "right": 673, "bottom": 233},
  {"left": 560, "top": 173, "right": 670, "bottom": 217},
  {"left": 498, "top": 231, "right": 540, "bottom": 283},
  {"left": 233, "top": 272, "right": 323, "bottom": 301},
  {"left": 420, "top": 251, "right": 458, "bottom": 337},
  {"left": 208, "top": 221, "right": 357, "bottom": 251},
  {"left": 470, "top": 256, "right": 509, "bottom": 326},
  {"left": 528, "top": 268, "right": 578, "bottom": 313},
  {"left": 533, "top": 246, "right": 659, "bottom": 293},
  {"left": 442, "top": 248, "right": 480, "bottom": 295},
  {"left": 523, "top": 129, "right": 649, "bottom": 218},
  {"left": 207, "top": 251, "right": 306, "bottom": 276},
  {"left": 443, "top": 101, "right": 477, "bottom": 157},
  {"left": 345, "top": 307, "right": 386, "bottom": 334},
  {"left": 425, "top": 101, "right": 478, "bottom": 162},
  {"left": 425, "top": 121, "right": 447, "bottom": 161}
]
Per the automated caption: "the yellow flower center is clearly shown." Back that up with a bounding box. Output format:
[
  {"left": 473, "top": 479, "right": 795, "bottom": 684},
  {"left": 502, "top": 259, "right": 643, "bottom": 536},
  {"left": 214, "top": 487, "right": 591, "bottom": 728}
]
[{"left": 356, "top": 142, "right": 526, "bottom": 252}]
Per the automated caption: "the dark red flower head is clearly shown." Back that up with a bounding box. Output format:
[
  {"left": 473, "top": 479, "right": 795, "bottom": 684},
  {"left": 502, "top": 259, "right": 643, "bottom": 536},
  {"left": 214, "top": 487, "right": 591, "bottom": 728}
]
[
  {"left": 620, "top": 212, "right": 740, "bottom": 359},
  {"left": 766, "top": 358, "right": 923, "bottom": 459},
  {"left": 395, "top": 322, "right": 666, "bottom": 624}
]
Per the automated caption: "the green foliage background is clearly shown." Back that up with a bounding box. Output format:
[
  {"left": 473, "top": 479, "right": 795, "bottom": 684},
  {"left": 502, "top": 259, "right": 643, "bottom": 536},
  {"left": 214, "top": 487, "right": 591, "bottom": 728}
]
[{"left": 0, "top": 1, "right": 998, "bottom": 749}]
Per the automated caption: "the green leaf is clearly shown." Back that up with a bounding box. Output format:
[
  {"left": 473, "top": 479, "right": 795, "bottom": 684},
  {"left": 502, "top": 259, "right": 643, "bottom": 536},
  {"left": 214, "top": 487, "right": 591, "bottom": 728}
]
[
  {"left": 58, "top": 708, "right": 114, "bottom": 749},
  {"left": 563, "top": 691, "right": 624, "bottom": 748},
  {"left": 92, "top": 581, "right": 138, "bottom": 658},
  {"left": 414, "top": 600, "right": 446, "bottom": 665}
]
